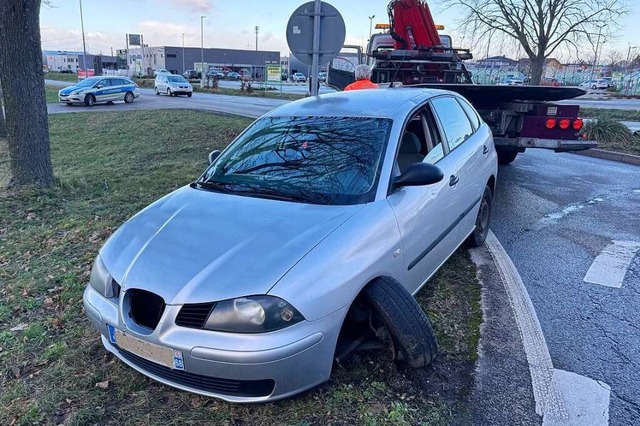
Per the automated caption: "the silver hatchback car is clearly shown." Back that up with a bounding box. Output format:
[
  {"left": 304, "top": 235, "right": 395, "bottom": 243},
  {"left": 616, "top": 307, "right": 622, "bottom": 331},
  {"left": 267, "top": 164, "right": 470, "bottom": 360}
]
[{"left": 84, "top": 89, "right": 497, "bottom": 402}]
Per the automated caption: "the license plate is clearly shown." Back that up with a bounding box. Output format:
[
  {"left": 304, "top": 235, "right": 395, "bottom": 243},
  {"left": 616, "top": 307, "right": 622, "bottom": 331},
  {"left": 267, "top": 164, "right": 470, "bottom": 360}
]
[{"left": 106, "top": 324, "right": 184, "bottom": 370}]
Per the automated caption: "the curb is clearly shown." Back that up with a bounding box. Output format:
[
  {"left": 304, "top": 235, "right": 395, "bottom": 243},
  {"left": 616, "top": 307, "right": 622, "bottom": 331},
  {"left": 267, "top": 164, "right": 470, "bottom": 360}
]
[{"left": 571, "top": 149, "right": 640, "bottom": 166}]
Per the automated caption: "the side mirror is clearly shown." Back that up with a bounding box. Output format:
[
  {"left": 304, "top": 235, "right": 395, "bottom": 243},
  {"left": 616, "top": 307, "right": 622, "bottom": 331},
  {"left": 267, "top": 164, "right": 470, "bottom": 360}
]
[
  {"left": 208, "top": 150, "right": 221, "bottom": 164},
  {"left": 393, "top": 162, "right": 444, "bottom": 188},
  {"left": 96, "top": 85, "right": 103, "bottom": 89}
]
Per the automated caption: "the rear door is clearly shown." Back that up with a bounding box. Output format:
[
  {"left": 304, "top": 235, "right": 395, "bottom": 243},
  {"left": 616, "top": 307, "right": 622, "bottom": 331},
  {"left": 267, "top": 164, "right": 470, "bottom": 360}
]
[
  {"left": 430, "top": 95, "right": 488, "bottom": 243},
  {"left": 387, "top": 104, "right": 463, "bottom": 294}
]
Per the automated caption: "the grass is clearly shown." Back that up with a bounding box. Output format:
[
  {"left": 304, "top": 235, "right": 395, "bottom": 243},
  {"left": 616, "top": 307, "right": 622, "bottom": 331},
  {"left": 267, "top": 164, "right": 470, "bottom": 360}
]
[
  {"left": 45, "top": 85, "right": 60, "bottom": 103},
  {"left": 580, "top": 108, "right": 640, "bottom": 122},
  {"left": 0, "top": 110, "right": 482, "bottom": 425},
  {"left": 43, "top": 72, "right": 80, "bottom": 83}
]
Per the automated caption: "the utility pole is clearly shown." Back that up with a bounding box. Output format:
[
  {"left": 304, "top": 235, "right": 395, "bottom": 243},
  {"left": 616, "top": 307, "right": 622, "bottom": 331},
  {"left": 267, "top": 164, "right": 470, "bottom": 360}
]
[
  {"left": 589, "top": 25, "right": 604, "bottom": 82},
  {"left": 368, "top": 15, "right": 375, "bottom": 41},
  {"left": 255, "top": 26, "right": 260, "bottom": 51},
  {"left": 623, "top": 43, "right": 638, "bottom": 95},
  {"left": 201, "top": 16, "right": 205, "bottom": 88},
  {"left": 79, "top": 0, "right": 87, "bottom": 79},
  {"left": 182, "top": 33, "right": 185, "bottom": 74},
  {"left": 310, "top": 0, "right": 321, "bottom": 96}
]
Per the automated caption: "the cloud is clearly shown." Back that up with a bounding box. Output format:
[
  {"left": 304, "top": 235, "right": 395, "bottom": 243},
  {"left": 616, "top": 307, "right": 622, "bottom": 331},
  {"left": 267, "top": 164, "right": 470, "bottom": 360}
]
[{"left": 160, "top": 0, "right": 214, "bottom": 14}]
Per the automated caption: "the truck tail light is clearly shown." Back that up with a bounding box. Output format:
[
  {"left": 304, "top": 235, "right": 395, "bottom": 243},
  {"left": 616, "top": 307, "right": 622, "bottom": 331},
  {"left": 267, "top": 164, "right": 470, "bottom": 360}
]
[
  {"left": 546, "top": 118, "right": 557, "bottom": 129},
  {"left": 573, "top": 119, "right": 584, "bottom": 130},
  {"left": 559, "top": 119, "right": 571, "bottom": 129}
]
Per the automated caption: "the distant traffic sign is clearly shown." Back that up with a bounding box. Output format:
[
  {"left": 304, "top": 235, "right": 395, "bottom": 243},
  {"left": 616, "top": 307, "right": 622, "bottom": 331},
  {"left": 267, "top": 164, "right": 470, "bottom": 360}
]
[{"left": 286, "top": 1, "right": 346, "bottom": 66}]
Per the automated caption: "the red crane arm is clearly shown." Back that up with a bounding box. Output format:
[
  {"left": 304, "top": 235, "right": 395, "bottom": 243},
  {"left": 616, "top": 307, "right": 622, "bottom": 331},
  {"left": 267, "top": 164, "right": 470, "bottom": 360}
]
[{"left": 388, "top": 0, "right": 441, "bottom": 50}]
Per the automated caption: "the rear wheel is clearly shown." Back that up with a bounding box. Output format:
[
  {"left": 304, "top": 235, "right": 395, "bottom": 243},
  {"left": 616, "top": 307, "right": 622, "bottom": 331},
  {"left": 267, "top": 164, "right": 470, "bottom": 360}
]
[
  {"left": 467, "top": 185, "right": 493, "bottom": 247},
  {"left": 591, "top": 85, "right": 597, "bottom": 89},
  {"left": 84, "top": 94, "right": 95, "bottom": 107},
  {"left": 363, "top": 277, "right": 438, "bottom": 368},
  {"left": 124, "top": 92, "right": 134, "bottom": 103},
  {"left": 496, "top": 149, "right": 518, "bottom": 165}
]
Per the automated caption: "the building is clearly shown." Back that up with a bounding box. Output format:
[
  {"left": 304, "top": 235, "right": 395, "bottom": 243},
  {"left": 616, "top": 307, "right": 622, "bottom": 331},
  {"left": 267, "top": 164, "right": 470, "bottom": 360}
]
[
  {"left": 517, "top": 57, "right": 564, "bottom": 79},
  {"left": 43, "top": 50, "right": 121, "bottom": 74},
  {"left": 475, "top": 55, "right": 518, "bottom": 69},
  {"left": 126, "top": 46, "right": 280, "bottom": 78}
]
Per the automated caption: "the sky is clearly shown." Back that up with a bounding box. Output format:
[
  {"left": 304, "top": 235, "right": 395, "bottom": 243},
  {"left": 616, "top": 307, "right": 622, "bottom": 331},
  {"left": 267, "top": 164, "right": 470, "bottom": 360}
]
[{"left": 40, "top": 0, "right": 640, "bottom": 62}]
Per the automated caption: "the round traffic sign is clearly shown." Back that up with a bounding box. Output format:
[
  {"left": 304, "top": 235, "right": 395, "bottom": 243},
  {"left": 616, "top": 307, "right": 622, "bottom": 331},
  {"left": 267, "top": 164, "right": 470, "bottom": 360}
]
[{"left": 286, "top": 1, "right": 346, "bottom": 66}]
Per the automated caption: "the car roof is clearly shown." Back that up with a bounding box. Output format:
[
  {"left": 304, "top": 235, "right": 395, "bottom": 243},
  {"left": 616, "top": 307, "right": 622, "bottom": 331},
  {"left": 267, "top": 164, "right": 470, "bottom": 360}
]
[{"left": 264, "top": 88, "right": 450, "bottom": 119}]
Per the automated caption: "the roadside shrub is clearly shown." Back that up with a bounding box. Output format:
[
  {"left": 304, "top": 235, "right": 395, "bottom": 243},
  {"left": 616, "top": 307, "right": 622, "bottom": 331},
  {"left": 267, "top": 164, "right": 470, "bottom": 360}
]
[{"left": 580, "top": 117, "right": 635, "bottom": 144}]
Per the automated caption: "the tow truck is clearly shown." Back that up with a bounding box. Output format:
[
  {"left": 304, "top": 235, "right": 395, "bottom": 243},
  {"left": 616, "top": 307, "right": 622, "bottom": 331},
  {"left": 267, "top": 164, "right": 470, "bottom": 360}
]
[{"left": 327, "top": 0, "right": 596, "bottom": 164}]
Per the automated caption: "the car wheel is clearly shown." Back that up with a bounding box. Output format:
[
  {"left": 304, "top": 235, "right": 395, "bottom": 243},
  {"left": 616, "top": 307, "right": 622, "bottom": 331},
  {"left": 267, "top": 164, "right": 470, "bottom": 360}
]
[
  {"left": 592, "top": 85, "right": 597, "bottom": 89},
  {"left": 84, "top": 94, "right": 95, "bottom": 107},
  {"left": 496, "top": 149, "right": 518, "bottom": 165},
  {"left": 124, "top": 92, "right": 134, "bottom": 104},
  {"left": 167, "top": 88, "right": 172, "bottom": 97},
  {"left": 155, "top": 87, "right": 159, "bottom": 95},
  {"left": 187, "top": 93, "right": 192, "bottom": 98},
  {"left": 363, "top": 277, "right": 438, "bottom": 368},
  {"left": 467, "top": 185, "right": 493, "bottom": 247}
]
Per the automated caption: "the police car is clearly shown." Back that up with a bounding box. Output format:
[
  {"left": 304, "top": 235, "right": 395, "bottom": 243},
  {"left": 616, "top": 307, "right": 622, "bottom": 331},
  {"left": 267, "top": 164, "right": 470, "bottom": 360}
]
[{"left": 58, "top": 76, "right": 140, "bottom": 106}]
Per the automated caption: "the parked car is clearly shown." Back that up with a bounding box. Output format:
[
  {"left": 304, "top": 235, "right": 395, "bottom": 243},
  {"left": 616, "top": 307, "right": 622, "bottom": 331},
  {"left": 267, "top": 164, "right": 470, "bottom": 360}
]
[
  {"left": 183, "top": 70, "right": 198, "bottom": 80},
  {"left": 291, "top": 72, "right": 306, "bottom": 82},
  {"left": 498, "top": 77, "right": 524, "bottom": 86},
  {"left": 281, "top": 72, "right": 289, "bottom": 81},
  {"left": 207, "top": 70, "right": 225, "bottom": 79},
  {"left": 540, "top": 78, "right": 561, "bottom": 87},
  {"left": 601, "top": 77, "right": 613, "bottom": 88},
  {"left": 83, "top": 89, "right": 497, "bottom": 402},
  {"left": 226, "top": 71, "right": 242, "bottom": 80},
  {"left": 579, "top": 79, "right": 608, "bottom": 90},
  {"left": 59, "top": 69, "right": 74, "bottom": 74},
  {"left": 155, "top": 74, "right": 193, "bottom": 97},
  {"left": 58, "top": 76, "right": 140, "bottom": 106},
  {"left": 318, "top": 71, "right": 327, "bottom": 82},
  {"left": 154, "top": 69, "right": 170, "bottom": 77}
]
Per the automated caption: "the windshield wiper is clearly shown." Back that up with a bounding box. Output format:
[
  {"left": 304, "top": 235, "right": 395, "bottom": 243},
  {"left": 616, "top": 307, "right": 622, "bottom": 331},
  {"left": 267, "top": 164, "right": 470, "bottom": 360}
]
[
  {"left": 236, "top": 187, "right": 319, "bottom": 204},
  {"left": 194, "top": 180, "right": 233, "bottom": 193}
]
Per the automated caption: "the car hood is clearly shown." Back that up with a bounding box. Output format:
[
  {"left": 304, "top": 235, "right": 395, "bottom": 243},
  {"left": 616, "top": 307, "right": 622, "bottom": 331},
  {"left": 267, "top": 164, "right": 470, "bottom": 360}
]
[
  {"left": 59, "top": 84, "right": 88, "bottom": 95},
  {"left": 100, "top": 185, "right": 362, "bottom": 305}
]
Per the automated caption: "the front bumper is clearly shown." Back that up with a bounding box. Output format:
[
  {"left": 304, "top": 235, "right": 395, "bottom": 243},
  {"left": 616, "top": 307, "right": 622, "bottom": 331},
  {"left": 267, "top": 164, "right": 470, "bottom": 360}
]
[
  {"left": 170, "top": 86, "right": 192, "bottom": 95},
  {"left": 83, "top": 285, "right": 347, "bottom": 402},
  {"left": 59, "top": 93, "right": 85, "bottom": 104}
]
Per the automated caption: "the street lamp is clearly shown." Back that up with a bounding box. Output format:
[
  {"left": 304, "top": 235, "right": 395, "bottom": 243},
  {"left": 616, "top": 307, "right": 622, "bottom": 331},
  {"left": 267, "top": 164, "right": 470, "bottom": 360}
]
[
  {"left": 79, "top": 0, "right": 88, "bottom": 79},
  {"left": 182, "top": 33, "right": 185, "bottom": 74},
  {"left": 589, "top": 24, "right": 605, "bottom": 82},
  {"left": 368, "top": 15, "right": 375, "bottom": 41},
  {"left": 201, "top": 16, "right": 205, "bottom": 89}
]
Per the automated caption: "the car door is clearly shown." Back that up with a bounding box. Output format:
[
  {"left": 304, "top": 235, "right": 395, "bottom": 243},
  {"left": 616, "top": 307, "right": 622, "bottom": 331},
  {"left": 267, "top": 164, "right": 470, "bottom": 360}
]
[
  {"left": 96, "top": 78, "right": 114, "bottom": 102},
  {"left": 430, "top": 96, "right": 487, "bottom": 245},
  {"left": 386, "top": 105, "right": 463, "bottom": 295}
]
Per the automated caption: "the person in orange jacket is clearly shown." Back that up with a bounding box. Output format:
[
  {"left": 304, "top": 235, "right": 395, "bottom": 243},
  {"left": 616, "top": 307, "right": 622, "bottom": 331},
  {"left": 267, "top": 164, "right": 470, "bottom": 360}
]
[{"left": 345, "top": 64, "right": 379, "bottom": 91}]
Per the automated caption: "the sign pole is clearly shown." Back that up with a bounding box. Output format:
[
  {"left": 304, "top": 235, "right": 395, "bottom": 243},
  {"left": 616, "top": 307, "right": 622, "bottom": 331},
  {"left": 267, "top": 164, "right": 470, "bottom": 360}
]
[
  {"left": 125, "top": 34, "right": 129, "bottom": 78},
  {"left": 310, "top": 0, "right": 321, "bottom": 96}
]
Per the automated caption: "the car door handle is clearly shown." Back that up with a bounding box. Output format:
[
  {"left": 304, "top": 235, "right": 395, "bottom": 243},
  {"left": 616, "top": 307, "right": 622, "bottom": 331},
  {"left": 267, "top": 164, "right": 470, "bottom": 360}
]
[
  {"left": 449, "top": 175, "right": 459, "bottom": 187},
  {"left": 483, "top": 145, "right": 489, "bottom": 155}
]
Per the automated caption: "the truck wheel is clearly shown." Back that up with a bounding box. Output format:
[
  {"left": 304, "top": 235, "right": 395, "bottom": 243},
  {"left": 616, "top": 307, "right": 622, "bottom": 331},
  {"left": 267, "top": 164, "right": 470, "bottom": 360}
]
[
  {"left": 364, "top": 277, "right": 438, "bottom": 368},
  {"left": 467, "top": 185, "right": 493, "bottom": 247},
  {"left": 497, "top": 149, "right": 518, "bottom": 165}
]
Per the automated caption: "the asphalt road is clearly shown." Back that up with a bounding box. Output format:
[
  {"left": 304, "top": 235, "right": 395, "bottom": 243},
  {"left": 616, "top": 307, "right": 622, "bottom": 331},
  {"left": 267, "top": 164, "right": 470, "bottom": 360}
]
[{"left": 492, "top": 149, "right": 640, "bottom": 425}]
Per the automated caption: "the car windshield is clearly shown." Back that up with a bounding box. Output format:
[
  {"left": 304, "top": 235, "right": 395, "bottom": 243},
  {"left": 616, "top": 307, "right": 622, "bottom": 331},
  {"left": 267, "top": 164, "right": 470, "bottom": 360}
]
[
  {"left": 75, "top": 77, "right": 101, "bottom": 87},
  {"left": 168, "top": 75, "right": 187, "bottom": 82},
  {"left": 198, "top": 116, "right": 392, "bottom": 205}
]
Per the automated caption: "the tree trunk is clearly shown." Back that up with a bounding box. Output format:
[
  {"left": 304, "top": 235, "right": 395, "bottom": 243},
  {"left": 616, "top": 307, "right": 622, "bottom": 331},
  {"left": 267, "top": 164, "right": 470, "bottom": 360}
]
[
  {"left": 529, "top": 55, "right": 545, "bottom": 85},
  {"left": 0, "top": 0, "right": 54, "bottom": 187},
  {"left": 0, "top": 80, "right": 6, "bottom": 138}
]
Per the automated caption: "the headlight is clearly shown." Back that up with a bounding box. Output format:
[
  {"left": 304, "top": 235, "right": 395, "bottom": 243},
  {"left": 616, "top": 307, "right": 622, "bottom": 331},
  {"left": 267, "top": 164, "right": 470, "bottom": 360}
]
[
  {"left": 204, "top": 295, "right": 304, "bottom": 333},
  {"left": 89, "top": 256, "right": 119, "bottom": 298}
]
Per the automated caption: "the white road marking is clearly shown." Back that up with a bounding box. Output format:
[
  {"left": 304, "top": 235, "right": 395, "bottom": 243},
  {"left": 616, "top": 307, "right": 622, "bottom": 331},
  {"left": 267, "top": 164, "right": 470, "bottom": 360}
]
[
  {"left": 486, "top": 231, "right": 611, "bottom": 424},
  {"left": 584, "top": 240, "right": 640, "bottom": 288},
  {"left": 543, "top": 369, "right": 610, "bottom": 426},
  {"left": 534, "top": 197, "right": 604, "bottom": 230},
  {"left": 485, "top": 231, "right": 568, "bottom": 419}
]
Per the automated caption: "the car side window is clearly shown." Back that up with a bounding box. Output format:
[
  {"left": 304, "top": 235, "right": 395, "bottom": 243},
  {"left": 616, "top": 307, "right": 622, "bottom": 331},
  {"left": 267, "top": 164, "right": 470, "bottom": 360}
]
[
  {"left": 421, "top": 107, "right": 446, "bottom": 165},
  {"left": 456, "top": 98, "right": 481, "bottom": 131},
  {"left": 98, "top": 79, "right": 111, "bottom": 88},
  {"left": 431, "top": 96, "right": 474, "bottom": 152}
]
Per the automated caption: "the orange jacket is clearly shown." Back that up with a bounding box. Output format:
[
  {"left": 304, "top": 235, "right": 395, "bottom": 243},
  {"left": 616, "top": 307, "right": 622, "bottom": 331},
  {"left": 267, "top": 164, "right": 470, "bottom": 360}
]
[{"left": 344, "top": 79, "right": 379, "bottom": 91}]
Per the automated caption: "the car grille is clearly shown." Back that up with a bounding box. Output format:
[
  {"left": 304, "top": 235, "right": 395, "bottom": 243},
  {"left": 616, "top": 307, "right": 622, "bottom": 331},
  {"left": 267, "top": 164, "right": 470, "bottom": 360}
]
[
  {"left": 175, "top": 302, "right": 216, "bottom": 328},
  {"left": 117, "top": 348, "right": 275, "bottom": 397},
  {"left": 128, "top": 289, "right": 165, "bottom": 330}
]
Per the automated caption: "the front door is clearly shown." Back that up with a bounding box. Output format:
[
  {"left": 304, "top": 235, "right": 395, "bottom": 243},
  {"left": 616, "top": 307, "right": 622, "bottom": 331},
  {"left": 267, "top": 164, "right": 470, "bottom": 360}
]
[{"left": 387, "top": 106, "right": 464, "bottom": 294}]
